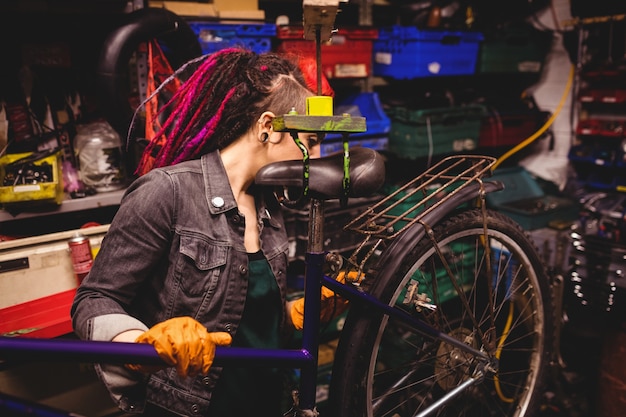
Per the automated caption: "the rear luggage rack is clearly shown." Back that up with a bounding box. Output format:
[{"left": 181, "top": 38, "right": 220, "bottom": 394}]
[{"left": 344, "top": 155, "right": 497, "bottom": 240}]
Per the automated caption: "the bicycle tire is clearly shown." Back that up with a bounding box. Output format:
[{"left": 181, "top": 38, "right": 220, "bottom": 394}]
[{"left": 330, "top": 208, "right": 555, "bottom": 417}]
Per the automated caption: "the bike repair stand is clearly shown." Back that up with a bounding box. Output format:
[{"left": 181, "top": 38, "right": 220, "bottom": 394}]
[{"left": 274, "top": 1, "right": 367, "bottom": 415}]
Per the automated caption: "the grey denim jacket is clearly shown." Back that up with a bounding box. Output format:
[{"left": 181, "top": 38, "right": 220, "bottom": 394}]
[{"left": 71, "top": 150, "right": 290, "bottom": 416}]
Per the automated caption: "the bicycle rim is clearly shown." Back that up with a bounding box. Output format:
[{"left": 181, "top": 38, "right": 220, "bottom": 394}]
[{"left": 331, "top": 209, "right": 554, "bottom": 417}]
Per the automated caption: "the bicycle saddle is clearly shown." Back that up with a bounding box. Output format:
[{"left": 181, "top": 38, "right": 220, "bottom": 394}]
[{"left": 255, "top": 147, "right": 386, "bottom": 200}]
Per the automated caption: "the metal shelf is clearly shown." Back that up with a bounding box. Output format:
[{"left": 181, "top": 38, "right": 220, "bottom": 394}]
[{"left": 0, "top": 189, "right": 125, "bottom": 222}]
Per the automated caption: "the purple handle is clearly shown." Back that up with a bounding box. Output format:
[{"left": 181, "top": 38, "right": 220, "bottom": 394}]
[
  {"left": 0, "top": 337, "right": 163, "bottom": 365},
  {"left": 0, "top": 337, "right": 312, "bottom": 367}
]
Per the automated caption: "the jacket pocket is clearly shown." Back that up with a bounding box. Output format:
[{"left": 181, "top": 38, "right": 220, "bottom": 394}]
[{"left": 176, "top": 234, "right": 228, "bottom": 296}]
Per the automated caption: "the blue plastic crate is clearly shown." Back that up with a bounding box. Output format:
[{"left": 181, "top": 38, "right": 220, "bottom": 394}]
[
  {"left": 188, "top": 22, "right": 276, "bottom": 54},
  {"left": 325, "top": 92, "right": 390, "bottom": 140},
  {"left": 321, "top": 92, "right": 390, "bottom": 156},
  {"left": 373, "top": 26, "right": 483, "bottom": 79},
  {"left": 568, "top": 143, "right": 618, "bottom": 167},
  {"left": 320, "top": 136, "right": 388, "bottom": 157}
]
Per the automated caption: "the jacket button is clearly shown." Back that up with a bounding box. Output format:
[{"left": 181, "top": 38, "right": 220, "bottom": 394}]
[
  {"left": 203, "top": 376, "right": 211, "bottom": 385},
  {"left": 191, "top": 404, "right": 200, "bottom": 414},
  {"left": 211, "top": 197, "right": 224, "bottom": 208},
  {"left": 239, "top": 265, "right": 248, "bottom": 275},
  {"left": 232, "top": 214, "right": 241, "bottom": 223},
  {"left": 224, "top": 323, "right": 233, "bottom": 333}
]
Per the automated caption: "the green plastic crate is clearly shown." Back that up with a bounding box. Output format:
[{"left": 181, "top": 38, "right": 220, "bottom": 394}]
[
  {"left": 486, "top": 166, "right": 579, "bottom": 230},
  {"left": 388, "top": 105, "right": 487, "bottom": 159},
  {"left": 478, "top": 24, "right": 552, "bottom": 74}
]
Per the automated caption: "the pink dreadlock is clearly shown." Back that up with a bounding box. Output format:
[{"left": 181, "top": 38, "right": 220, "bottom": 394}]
[{"left": 137, "top": 48, "right": 321, "bottom": 175}]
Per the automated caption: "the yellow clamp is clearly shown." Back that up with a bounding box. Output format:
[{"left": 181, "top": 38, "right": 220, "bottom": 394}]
[{"left": 306, "top": 96, "right": 333, "bottom": 116}]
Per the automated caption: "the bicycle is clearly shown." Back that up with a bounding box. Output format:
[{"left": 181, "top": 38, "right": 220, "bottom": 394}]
[
  {"left": 0, "top": 140, "right": 555, "bottom": 417},
  {"left": 0, "top": 9, "right": 555, "bottom": 417}
]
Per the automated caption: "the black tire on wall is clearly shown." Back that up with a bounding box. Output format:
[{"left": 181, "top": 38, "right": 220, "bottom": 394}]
[{"left": 96, "top": 7, "right": 201, "bottom": 137}]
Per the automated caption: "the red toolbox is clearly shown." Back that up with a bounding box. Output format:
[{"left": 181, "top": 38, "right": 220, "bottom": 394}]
[
  {"left": 275, "top": 25, "right": 378, "bottom": 79},
  {"left": 478, "top": 101, "right": 551, "bottom": 148}
]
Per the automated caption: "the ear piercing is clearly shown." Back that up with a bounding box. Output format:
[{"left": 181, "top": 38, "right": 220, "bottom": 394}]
[{"left": 260, "top": 132, "right": 269, "bottom": 143}]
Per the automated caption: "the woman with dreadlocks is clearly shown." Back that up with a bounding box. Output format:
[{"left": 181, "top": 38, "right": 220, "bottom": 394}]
[{"left": 70, "top": 48, "right": 342, "bottom": 416}]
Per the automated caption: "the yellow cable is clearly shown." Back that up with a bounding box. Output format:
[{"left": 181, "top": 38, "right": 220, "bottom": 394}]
[
  {"left": 492, "top": 64, "right": 575, "bottom": 171},
  {"left": 485, "top": 65, "right": 576, "bottom": 403},
  {"left": 493, "top": 301, "right": 515, "bottom": 403}
]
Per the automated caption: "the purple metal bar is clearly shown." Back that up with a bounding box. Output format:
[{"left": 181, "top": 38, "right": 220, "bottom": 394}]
[
  {"left": 0, "top": 337, "right": 314, "bottom": 368},
  {"left": 322, "top": 273, "right": 490, "bottom": 360},
  {"left": 298, "top": 250, "right": 324, "bottom": 411}
]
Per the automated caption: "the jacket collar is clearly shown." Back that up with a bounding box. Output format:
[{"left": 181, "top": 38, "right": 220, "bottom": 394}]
[
  {"left": 201, "top": 150, "right": 238, "bottom": 215},
  {"left": 200, "top": 151, "right": 281, "bottom": 229}
]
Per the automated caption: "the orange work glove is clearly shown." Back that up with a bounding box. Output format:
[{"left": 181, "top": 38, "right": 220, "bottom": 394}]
[
  {"left": 289, "top": 271, "right": 362, "bottom": 330},
  {"left": 127, "top": 316, "right": 231, "bottom": 378}
]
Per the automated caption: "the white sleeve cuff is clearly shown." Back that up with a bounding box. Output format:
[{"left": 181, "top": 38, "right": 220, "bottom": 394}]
[{"left": 91, "top": 314, "right": 149, "bottom": 341}]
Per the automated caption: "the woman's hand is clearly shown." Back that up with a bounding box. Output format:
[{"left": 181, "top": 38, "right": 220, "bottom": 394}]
[
  {"left": 289, "top": 270, "right": 362, "bottom": 330},
  {"left": 126, "top": 316, "right": 232, "bottom": 378}
]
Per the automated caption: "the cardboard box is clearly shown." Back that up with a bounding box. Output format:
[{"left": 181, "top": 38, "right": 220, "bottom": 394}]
[{"left": 150, "top": 1, "right": 265, "bottom": 20}]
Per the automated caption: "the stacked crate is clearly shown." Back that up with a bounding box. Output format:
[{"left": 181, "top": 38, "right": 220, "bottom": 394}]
[
  {"left": 187, "top": 22, "right": 276, "bottom": 55},
  {"left": 275, "top": 26, "right": 378, "bottom": 79},
  {"left": 387, "top": 104, "right": 487, "bottom": 160},
  {"left": 373, "top": 26, "right": 483, "bottom": 79}
]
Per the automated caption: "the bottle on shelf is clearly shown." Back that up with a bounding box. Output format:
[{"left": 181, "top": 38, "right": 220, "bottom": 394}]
[{"left": 74, "top": 121, "right": 126, "bottom": 193}]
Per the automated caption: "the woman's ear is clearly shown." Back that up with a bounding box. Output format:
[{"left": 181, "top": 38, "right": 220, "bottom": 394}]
[{"left": 257, "top": 111, "right": 276, "bottom": 131}]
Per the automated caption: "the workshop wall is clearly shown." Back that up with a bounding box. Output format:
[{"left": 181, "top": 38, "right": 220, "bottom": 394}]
[{"left": 519, "top": 0, "right": 575, "bottom": 189}]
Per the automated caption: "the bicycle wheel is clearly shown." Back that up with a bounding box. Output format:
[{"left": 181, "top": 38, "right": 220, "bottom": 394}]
[{"left": 330, "top": 208, "right": 555, "bottom": 417}]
